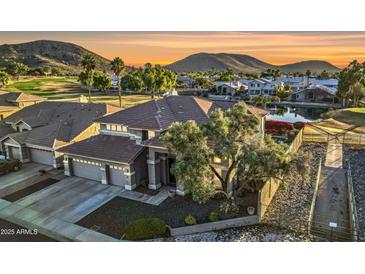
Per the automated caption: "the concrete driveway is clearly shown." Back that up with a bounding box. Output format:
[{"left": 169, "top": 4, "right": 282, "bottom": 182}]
[
  {"left": 0, "top": 163, "right": 53, "bottom": 197},
  {"left": 14, "top": 177, "right": 123, "bottom": 223}
]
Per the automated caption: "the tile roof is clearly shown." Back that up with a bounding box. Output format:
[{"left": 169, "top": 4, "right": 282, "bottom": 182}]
[
  {"left": 2, "top": 101, "right": 120, "bottom": 148},
  {"left": 97, "top": 96, "right": 267, "bottom": 131},
  {"left": 57, "top": 135, "right": 145, "bottom": 164},
  {"left": 0, "top": 91, "right": 45, "bottom": 106},
  {"left": 0, "top": 122, "right": 15, "bottom": 137}
]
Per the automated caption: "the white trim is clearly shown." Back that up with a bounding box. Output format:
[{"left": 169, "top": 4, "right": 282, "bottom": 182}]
[{"left": 147, "top": 159, "right": 160, "bottom": 165}]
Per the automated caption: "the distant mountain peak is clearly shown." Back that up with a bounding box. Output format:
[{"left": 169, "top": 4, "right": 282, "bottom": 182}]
[
  {"left": 165, "top": 52, "right": 340, "bottom": 73},
  {"left": 0, "top": 40, "right": 111, "bottom": 73}
]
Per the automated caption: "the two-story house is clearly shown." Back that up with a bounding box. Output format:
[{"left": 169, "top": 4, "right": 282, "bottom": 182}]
[
  {"left": 57, "top": 96, "right": 267, "bottom": 195},
  {"left": 247, "top": 78, "right": 277, "bottom": 97},
  {"left": 0, "top": 101, "right": 120, "bottom": 167}
]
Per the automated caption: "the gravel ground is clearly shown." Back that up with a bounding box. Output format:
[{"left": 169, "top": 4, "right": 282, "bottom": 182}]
[
  {"left": 77, "top": 193, "right": 257, "bottom": 239},
  {"left": 151, "top": 224, "right": 316, "bottom": 242},
  {"left": 343, "top": 145, "right": 365, "bottom": 241},
  {"left": 261, "top": 143, "right": 327, "bottom": 234}
]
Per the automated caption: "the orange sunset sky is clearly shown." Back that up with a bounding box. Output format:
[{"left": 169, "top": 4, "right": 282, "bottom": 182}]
[{"left": 1, "top": 32, "right": 365, "bottom": 68}]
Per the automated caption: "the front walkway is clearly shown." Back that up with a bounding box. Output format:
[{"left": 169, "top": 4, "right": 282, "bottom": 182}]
[
  {"left": 311, "top": 139, "right": 351, "bottom": 240},
  {"left": 118, "top": 186, "right": 174, "bottom": 206}
]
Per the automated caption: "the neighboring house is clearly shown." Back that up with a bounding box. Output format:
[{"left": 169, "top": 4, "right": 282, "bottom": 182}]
[
  {"left": 247, "top": 78, "right": 277, "bottom": 97},
  {"left": 58, "top": 96, "right": 268, "bottom": 195},
  {"left": 309, "top": 78, "right": 338, "bottom": 91},
  {"left": 213, "top": 81, "right": 247, "bottom": 96},
  {"left": 272, "top": 76, "right": 308, "bottom": 92},
  {"left": 0, "top": 101, "right": 120, "bottom": 167},
  {"left": 290, "top": 84, "right": 336, "bottom": 103},
  {"left": 0, "top": 91, "right": 45, "bottom": 120}
]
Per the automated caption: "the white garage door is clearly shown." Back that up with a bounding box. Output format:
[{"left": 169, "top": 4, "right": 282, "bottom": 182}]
[
  {"left": 30, "top": 149, "right": 54, "bottom": 166},
  {"left": 109, "top": 166, "right": 125, "bottom": 187},
  {"left": 10, "top": 146, "right": 21, "bottom": 160},
  {"left": 72, "top": 160, "right": 102, "bottom": 182}
]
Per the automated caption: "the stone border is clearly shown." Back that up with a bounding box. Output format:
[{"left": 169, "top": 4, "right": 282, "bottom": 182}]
[
  {"left": 346, "top": 162, "right": 359, "bottom": 241},
  {"left": 307, "top": 158, "right": 322, "bottom": 234},
  {"left": 169, "top": 215, "right": 258, "bottom": 237}
]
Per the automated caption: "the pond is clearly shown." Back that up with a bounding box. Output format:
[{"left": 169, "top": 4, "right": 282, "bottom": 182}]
[{"left": 266, "top": 105, "right": 328, "bottom": 123}]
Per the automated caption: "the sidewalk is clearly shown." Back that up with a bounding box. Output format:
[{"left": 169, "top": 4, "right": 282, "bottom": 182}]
[{"left": 311, "top": 139, "right": 351, "bottom": 240}]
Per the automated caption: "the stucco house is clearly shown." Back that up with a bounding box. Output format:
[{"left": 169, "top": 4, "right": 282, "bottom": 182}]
[
  {"left": 0, "top": 90, "right": 45, "bottom": 120},
  {"left": 290, "top": 84, "right": 336, "bottom": 103},
  {"left": 0, "top": 101, "right": 120, "bottom": 167},
  {"left": 57, "top": 96, "right": 267, "bottom": 195}
]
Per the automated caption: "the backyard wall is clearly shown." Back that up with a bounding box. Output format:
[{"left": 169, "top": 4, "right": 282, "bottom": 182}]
[{"left": 257, "top": 128, "right": 304, "bottom": 220}]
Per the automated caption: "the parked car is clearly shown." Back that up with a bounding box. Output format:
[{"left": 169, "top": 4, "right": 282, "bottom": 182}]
[{"left": 0, "top": 159, "right": 22, "bottom": 174}]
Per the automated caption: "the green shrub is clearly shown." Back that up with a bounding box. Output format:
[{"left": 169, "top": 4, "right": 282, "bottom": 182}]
[
  {"left": 184, "top": 214, "right": 197, "bottom": 225},
  {"left": 124, "top": 218, "right": 167, "bottom": 241},
  {"left": 207, "top": 212, "right": 220, "bottom": 222}
]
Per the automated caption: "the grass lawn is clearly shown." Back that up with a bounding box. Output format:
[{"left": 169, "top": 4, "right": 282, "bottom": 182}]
[
  {"left": 312, "top": 108, "right": 365, "bottom": 134},
  {"left": 3, "top": 77, "right": 152, "bottom": 109}
]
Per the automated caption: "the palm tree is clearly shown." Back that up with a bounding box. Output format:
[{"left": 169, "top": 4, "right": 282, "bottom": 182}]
[
  {"left": 81, "top": 54, "right": 96, "bottom": 102},
  {"left": 110, "top": 57, "right": 125, "bottom": 108}
]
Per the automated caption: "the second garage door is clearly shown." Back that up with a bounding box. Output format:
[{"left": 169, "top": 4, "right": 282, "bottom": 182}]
[
  {"left": 109, "top": 166, "right": 125, "bottom": 187},
  {"left": 30, "top": 149, "right": 54, "bottom": 166},
  {"left": 72, "top": 160, "right": 102, "bottom": 182}
]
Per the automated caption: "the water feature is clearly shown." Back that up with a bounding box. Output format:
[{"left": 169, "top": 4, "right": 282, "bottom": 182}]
[{"left": 266, "top": 105, "right": 328, "bottom": 123}]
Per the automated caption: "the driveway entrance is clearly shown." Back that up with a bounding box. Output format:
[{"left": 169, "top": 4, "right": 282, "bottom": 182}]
[{"left": 14, "top": 177, "right": 123, "bottom": 223}]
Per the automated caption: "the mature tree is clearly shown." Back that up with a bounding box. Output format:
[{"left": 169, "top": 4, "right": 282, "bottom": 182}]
[
  {"left": 6, "top": 61, "right": 29, "bottom": 79},
  {"left": 252, "top": 96, "right": 272, "bottom": 108},
  {"left": 348, "top": 81, "right": 365, "bottom": 107},
  {"left": 93, "top": 71, "right": 112, "bottom": 93},
  {"left": 162, "top": 102, "right": 259, "bottom": 203},
  {"left": 162, "top": 102, "right": 309, "bottom": 204},
  {"left": 110, "top": 57, "right": 125, "bottom": 107},
  {"left": 235, "top": 136, "right": 311, "bottom": 194},
  {"left": 218, "top": 68, "right": 234, "bottom": 82},
  {"left": 319, "top": 70, "right": 331, "bottom": 79},
  {"left": 194, "top": 77, "right": 212, "bottom": 89},
  {"left": 81, "top": 54, "right": 96, "bottom": 102},
  {"left": 120, "top": 70, "right": 144, "bottom": 91},
  {"left": 142, "top": 63, "right": 176, "bottom": 98},
  {"left": 142, "top": 63, "right": 156, "bottom": 98},
  {"left": 275, "top": 83, "right": 291, "bottom": 100},
  {"left": 337, "top": 60, "right": 365, "bottom": 106},
  {"left": 0, "top": 70, "right": 10, "bottom": 87}
]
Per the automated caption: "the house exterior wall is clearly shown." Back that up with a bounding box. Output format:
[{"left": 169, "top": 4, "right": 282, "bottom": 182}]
[
  {"left": 132, "top": 148, "right": 148, "bottom": 187},
  {"left": 291, "top": 89, "right": 335, "bottom": 103}
]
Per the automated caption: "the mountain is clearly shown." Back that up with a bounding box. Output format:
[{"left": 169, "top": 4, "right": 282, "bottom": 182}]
[
  {"left": 165, "top": 53, "right": 340, "bottom": 74},
  {"left": 0, "top": 40, "right": 111, "bottom": 73},
  {"left": 279, "top": 60, "right": 340, "bottom": 73}
]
